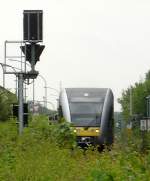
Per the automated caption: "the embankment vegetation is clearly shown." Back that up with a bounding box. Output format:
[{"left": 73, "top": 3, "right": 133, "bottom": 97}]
[
  {"left": 0, "top": 86, "right": 17, "bottom": 121},
  {"left": 0, "top": 116, "right": 150, "bottom": 181}
]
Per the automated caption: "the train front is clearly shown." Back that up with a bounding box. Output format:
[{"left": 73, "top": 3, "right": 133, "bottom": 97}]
[{"left": 59, "top": 88, "right": 114, "bottom": 147}]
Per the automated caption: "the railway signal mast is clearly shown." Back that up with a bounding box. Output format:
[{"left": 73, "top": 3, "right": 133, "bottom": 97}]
[{"left": 4, "top": 10, "right": 45, "bottom": 134}]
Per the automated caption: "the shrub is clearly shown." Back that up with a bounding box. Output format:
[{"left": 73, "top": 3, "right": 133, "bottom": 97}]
[{"left": 0, "top": 116, "right": 150, "bottom": 180}]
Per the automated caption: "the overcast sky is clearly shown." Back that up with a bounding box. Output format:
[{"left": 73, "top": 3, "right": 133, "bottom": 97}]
[{"left": 0, "top": 0, "right": 150, "bottom": 111}]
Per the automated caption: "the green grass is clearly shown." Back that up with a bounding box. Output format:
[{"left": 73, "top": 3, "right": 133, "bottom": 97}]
[{"left": 0, "top": 116, "right": 150, "bottom": 181}]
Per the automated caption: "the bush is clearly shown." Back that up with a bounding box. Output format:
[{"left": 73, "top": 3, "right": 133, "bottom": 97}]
[
  {"left": 0, "top": 116, "right": 150, "bottom": 180},
  {"left": 0, "top": 88, "right": 17, "bottom": 121}
]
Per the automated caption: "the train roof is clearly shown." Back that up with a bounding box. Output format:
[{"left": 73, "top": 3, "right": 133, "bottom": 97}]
[{"left": 65, "top": 88, "right": 110, "bottom": 99}]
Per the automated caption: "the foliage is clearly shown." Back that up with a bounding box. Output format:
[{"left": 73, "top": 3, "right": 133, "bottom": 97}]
[
  {"left": 118, "top": 70, "right": 150, "bottom": 121},
  {"left": 0, "top": 86, "right": 17, "bottom": 121},
  {"left": 0, "top": 116, "right": 150, "bottom": 180}
]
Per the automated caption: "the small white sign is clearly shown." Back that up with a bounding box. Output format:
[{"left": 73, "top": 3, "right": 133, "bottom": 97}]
[{"left": 140, "top": 120, "right": 147, "bottom": 131}]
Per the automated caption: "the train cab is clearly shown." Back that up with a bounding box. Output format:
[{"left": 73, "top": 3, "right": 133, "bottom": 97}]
[{"left": 58, "top": 88, "right": 114, "bottom": 147}]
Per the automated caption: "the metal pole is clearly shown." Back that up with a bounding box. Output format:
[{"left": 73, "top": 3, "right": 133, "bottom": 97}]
[
  {"left": 130, "top": 87, "right": 132, "bottom": 116},
  {"left": 39, "top": 75, "right": 47, "bottom": 110},
  {"left": 148, "top": 99, "right": 149, "bottom": 117},
  {"left": 1, "top": 65, "right": 5, "bottom": 88},
  {"left": 3, "top": 69, "right": 5, "bottom": 88},
  {"left": 148, "top": 97, "right": 150, "bottom": 117},
  {"left": 33, "top": 79, "right": 35, "bottom": 114},
  {"left": 24, "top": 82, "right": 27, "bottom": 102},
  {"left": 20, "top": 41, "right": 23, "bottom": 72},
  {"left": 4, "top": 41, "right": 6, "bottom": 88},
  {"left": 24, "top": 42, "right": 27, "bottom": 73},
  {"left": 15, "top": 76, "right": 18, "bottom": 97},
  {"left": 18, "top": 73, "right": 24, "bottom": 135}
]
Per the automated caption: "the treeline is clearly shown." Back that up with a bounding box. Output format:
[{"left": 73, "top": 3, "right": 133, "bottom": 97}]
[
  {"left": 0, "top": 86, "right": 17, "bottom": 121},
  {"left": 118, "top": 70, "right": 150, "bottom": 121}
]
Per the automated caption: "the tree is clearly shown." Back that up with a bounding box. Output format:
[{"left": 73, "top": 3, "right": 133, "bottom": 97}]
[
  {"left": 145, "top": 70, "right": 150, "bottom": 81},
  {"left": 118, "top": 70, "right": 150, "bottom": 121},
  {"left": 0, "top": 86, "right": 17, "bottom": 121}
]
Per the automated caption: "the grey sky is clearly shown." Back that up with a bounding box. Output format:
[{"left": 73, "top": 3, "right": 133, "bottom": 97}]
[{"left": 0, "top": 0, "right": 150, "bottom": 111}]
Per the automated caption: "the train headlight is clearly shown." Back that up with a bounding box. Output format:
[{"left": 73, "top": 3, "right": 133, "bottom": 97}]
[
  {"left": 74, "top": 129, "right": 77, "bottom": 133},
  {"left": 95, "top": 129, "right": 99, "bottom": 133}
]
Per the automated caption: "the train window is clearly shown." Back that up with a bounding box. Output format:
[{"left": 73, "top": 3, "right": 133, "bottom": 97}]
[
  {"left": 70, "top": 102, "right": 102, "bottom": 114},
  {"left": 69, "top": 102, "right": 103, "bottom": 127}
]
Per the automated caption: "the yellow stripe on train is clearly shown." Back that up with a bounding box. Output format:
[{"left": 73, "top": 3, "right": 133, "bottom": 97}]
[{"left": 73, "top": 127, "right": 100, "bottom": 137}]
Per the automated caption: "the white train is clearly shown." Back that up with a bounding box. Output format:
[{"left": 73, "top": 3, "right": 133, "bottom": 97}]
[{"left": 58, "top": 88, "right": 114, "bottom": 147}]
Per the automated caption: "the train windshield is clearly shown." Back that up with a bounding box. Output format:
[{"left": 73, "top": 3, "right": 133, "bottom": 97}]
[{"left": 69, "top": 102, "right": 103, "bottom": 127}]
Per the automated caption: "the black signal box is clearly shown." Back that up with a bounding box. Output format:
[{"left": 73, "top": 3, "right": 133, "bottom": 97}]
[
  {"left": 12, "top": 103, "right": 29, "bottom": 127},
  {"left": 23, "top": 10, "right": 43, "bottom": 42},
  {"left": 12, "top": 104, "right": 18, "bottom": 118}
]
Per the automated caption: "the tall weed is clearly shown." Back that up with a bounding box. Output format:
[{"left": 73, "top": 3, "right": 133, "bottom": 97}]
[{"left": 0, "top": 116, "right": 150, "bottom": 180}]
